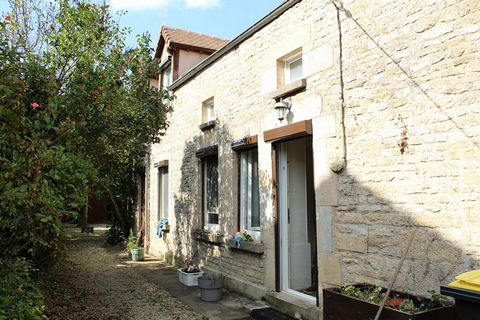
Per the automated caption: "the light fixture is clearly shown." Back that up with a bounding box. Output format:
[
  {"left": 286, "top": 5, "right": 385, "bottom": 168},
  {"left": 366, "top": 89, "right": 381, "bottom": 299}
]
[{"left": 274, "top": 98, "right": 291, "bottom": 122}]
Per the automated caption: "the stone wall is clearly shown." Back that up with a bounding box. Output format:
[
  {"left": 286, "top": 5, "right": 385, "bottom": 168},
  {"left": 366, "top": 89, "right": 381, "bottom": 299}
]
[
  {"left": 146, "top": 0, "right": 480, "bottom": 301},
  {"left": 334, "top": 0, "right": 480, "bottom": 295}
]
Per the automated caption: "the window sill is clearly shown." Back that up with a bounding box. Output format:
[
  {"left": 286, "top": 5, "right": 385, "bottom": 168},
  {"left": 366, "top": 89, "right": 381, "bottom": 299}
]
[
  {"left": 199, "top": 120, "right": 216, "bottom": 131},
  {"left": 229, "top": 241, "right": 264, "bottom": 254},
  {"left": 194, "top": 230, "right": 224, "bottom": 245},
  {"left": 269, "top": 78, "right": 307, "bottom": 100}
]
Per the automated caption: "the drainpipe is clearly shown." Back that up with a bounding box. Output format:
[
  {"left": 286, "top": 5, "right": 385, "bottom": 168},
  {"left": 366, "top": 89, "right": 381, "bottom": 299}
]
[
  {"left": 144, "top": 148, "right": 151, "bottom": 252},
  {"left": 330, "top": 0, "right": 347, "bottom": 173}
]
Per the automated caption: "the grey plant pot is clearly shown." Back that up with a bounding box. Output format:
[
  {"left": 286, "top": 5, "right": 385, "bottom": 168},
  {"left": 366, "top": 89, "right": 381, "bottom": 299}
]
[{"left": 198, "top": 276, "right": 224, "bottom": 302}]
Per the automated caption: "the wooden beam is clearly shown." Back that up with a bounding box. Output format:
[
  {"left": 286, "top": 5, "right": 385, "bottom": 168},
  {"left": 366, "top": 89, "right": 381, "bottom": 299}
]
[{"left": 263, "top": 119, "right": 312, "bottom": 143}]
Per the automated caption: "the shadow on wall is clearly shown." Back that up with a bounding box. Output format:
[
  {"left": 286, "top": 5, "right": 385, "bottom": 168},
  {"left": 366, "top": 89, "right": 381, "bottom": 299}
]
[
  {"left": 325, "top": 0, "right": 480, "bottom": 296},
  {"left": 328, "top": 168, "right": 480, "bottom": 296},
  {"left": 173, "top": 124, "right": 237, "bottom": 271}
]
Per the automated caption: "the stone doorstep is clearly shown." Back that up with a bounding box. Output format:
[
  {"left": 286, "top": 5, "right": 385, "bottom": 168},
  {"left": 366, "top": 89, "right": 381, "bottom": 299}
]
[
  {"left": 250, "top": 307, "right": 297, "bottom": 320},
  {"left": 264, "top": 292, "right": 320, "bottom": 320}
]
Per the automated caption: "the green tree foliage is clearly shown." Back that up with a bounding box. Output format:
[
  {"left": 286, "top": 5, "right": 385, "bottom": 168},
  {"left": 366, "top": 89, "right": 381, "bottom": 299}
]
[{"left": 0, "top": 0, "right": 170, "bottom": 265}]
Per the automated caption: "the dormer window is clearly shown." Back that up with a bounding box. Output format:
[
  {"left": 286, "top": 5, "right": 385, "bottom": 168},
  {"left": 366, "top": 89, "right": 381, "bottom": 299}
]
[{"left": 161, "top": 63, "right": 172, "bottom": 88}]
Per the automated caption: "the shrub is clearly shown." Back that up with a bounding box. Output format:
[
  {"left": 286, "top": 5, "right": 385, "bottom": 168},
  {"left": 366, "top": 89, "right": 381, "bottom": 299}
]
[{"left": 0, "top": 258, "right": 46, "bottom": 320}]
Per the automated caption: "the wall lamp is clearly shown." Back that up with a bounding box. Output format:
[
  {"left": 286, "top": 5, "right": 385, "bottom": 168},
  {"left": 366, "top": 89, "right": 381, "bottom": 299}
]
[{"left": 274, "top": 98, "right": 291, "bottom": 122}]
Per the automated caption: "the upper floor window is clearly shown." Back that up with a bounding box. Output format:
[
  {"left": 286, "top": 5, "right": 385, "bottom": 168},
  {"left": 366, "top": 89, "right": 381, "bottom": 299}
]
[
  {"left": 276, "top": 49, "right": 304, "bottom": 89},
  {"left": 162, "top": 64, "right": 172, "bottom": 88},
  {"left": 239, "top": 148, "right": 260, "bottom": 235},
  {"left": 285, "top": 53, "right": 303, "bottom": 84},
  {"left": 202, "top": 97, "right": 215, "bottom": 123}
]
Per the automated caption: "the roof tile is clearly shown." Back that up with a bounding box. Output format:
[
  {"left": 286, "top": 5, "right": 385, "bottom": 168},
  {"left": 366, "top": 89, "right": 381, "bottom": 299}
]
[{"left": 161, "top": 26, "right": 229, "bottom": 51}]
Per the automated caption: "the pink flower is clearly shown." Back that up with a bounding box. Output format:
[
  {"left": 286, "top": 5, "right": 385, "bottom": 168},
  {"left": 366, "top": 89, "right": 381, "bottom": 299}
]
[{"left": 30, "top": 102, "right": 40, "bottom": 109}]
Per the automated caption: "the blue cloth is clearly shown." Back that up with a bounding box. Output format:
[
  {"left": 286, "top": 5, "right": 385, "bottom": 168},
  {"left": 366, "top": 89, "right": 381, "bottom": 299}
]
[
  {"left": 156, "top": 218, "right": 169, "bottom": 237},
  {"left": 234, "top": 234, "right": 245, "bottom": 247}
]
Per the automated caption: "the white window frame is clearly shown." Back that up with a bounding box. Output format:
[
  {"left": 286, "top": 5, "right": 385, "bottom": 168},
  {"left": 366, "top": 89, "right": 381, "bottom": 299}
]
[
  {"left": 284, "top": 53, "right": 303, "bottom": 84},
  {"left": 202, "top": 97, "right": 215, "bottom": 123},
  {"left": 203, "top": 156, "right": 219, "bottom": 231},
  {"left": 158, "top": 166, "right": 169, "bottom": 219},
  {"left": 162, "top": 64, "right": 172, "bottom": 88},
  {"left": 239, "top": 148, "right": 260, "bottom": 240}
]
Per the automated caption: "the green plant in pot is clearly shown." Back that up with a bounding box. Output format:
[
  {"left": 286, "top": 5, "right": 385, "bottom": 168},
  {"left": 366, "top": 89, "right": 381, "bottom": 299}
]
[
  {"left": 198, "top": 272, "right": 224, "bottom": 302},
  {"left": 127, "top": 229, "right": 144, "bottom": 261}
]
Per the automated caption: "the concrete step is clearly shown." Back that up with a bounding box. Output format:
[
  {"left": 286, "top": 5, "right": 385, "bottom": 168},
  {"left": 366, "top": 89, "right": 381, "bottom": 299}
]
[
  {"left": 250, "top": 307, "right": 296, "bottom": 320},
  {"left": 264, "top": 292, "right": 320, "bottom": 320}
]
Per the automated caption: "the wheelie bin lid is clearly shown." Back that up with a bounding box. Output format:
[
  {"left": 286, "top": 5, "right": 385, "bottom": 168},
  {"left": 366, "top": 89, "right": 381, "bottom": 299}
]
[{"left": 448, "top": 269, "right": 480, "bottom": 292}]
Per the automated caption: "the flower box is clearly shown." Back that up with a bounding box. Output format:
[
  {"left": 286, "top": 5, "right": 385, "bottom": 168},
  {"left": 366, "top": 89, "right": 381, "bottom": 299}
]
[
  {"left": 323, "top": 284, "right": 456, "bottom": 320},
  {"left": 194, "top": 230, "right": 224, "bottom": 245},
  {"left": 229, "top": 240, "right": 264, "bottom": 254},
  {"left": 177, "top": 268, "right": 204, "bottom": 287}
]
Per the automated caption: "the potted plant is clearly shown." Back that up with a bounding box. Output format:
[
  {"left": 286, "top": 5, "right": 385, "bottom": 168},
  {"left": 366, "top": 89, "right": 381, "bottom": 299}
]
[
  {"left": 127, "top": 229, "right": 144, "bottom": 261},
  {"left": 198, "top": 273, "right": 224, "bottom": 302},
  {"left": 323, "top": 284, "right": 456, "bottom": 320},
  {"left": 177, "top": 262, "right": 204, "bottom": 286}
]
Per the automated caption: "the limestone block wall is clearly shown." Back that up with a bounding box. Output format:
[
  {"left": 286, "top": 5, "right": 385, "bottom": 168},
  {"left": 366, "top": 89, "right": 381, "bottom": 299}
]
[
  {"left": 334, "top": 0, "right": 480, "bottom": 294},
  {"left": 146, "top": 0, "right": 480, "bottom": 298},
  {"left": 146, "top": 0, "right": 341, "bottom": 293}
]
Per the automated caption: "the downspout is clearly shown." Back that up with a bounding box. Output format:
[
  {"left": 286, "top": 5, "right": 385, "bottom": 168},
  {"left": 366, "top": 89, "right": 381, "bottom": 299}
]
[
  {"left": 144, "top": 147, "right": 151, "bottom": 252},
  {"left": 330, "top": 0, "right": 347, "bottom": 173}
]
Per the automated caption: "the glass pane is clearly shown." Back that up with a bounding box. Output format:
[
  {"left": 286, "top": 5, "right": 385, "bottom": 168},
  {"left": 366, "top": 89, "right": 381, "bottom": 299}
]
[
  {"left": 240, "top": 149, "right": 260, "bottom": 230},
  {"left": 204, "top": 156, "right": 218, "bottom": 224},
  {"left": 158, "top": 167, "right": 169, "bottom": 219},
  {"left": 240, "top": 153, "right": 247, "bottom": 229},
  {"left": 250, "top": 152, "right": 260, "bottom": 228},
  {"left": 162, "top": 168, "right": 168, "bottom": 218},
  {"left": 163, "top": 66, "right": 171, "bottom": 87},
  {"left": 288, "top": 57, "right": 302, "bottom": 83},
  {"left": 209, "top": 213, "right": 219, "bottom": 224},
  {"left": 207, "top": 101, "right": 215, "bottom": 121}
]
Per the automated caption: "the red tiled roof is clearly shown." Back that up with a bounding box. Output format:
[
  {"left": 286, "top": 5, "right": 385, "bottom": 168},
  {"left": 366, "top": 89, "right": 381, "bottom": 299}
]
[{"left": 156, "top": 25, "right": 229, "bottom": 58}]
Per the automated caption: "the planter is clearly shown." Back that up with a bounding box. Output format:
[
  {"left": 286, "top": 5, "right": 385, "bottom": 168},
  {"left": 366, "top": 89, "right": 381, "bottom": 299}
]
[
  {"left": 198, "top": 275, "right": 224, "bottom": 302},
  {"left": 177, "top": 268, "right": 204, "bottom": 286},
  {"left": 229, "top": 240, "right": 264, "bottom": 254},
  {"left": 130, "top": 248, "right": 144, "bottom": 261},
  {"left": 194, "top": 230, "right": 224, "bottom": 245},
  {"left": 323, "top": 285, "right": 456, "bottom": 320}
]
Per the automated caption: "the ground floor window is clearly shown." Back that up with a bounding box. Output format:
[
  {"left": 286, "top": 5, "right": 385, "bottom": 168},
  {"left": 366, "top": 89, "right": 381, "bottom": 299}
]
[
  {"left": 240, "top": 148, "right": 260, "bottom": 234},
  {"left": 158, "top": 166, "right": 169, "bottom": 219},
  {"left": 203, "top": 156, "right": 218, "bottom": 228}
]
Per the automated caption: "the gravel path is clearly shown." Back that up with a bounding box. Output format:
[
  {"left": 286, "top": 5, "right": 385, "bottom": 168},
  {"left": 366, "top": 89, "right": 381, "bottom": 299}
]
[{"left": 43, "top": 226, "right": 204, "bottom": 320}]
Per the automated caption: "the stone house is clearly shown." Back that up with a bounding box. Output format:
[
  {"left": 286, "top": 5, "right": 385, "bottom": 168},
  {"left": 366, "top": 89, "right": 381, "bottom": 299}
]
[{"left": 142, "top": 0, "right": 480, "bottom": 318}]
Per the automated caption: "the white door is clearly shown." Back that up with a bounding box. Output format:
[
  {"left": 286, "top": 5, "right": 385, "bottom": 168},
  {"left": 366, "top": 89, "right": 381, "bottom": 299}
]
[{"left": 278, "top": 138, "right": 312, "bottom": 296}]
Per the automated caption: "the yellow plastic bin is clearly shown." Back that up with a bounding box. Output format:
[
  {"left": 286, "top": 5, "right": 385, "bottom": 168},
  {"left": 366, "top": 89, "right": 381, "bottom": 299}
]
[{"left": 440, "top": 270, "right": 480, "bottom": 320}]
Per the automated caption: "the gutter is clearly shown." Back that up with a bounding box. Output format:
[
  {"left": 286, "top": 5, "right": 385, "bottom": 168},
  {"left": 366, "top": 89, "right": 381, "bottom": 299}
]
[{"left": 169, "top": 0, "right": 303, "bottom": 91}]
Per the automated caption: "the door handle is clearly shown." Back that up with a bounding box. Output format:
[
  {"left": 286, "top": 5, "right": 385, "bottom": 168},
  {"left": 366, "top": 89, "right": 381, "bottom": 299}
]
[{"left": 288, "top": 208, "right": 290, "bottom": 224}]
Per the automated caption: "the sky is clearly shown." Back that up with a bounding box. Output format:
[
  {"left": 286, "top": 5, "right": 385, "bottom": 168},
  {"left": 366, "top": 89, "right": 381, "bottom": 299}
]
[
  {"left": 114, "top": 0, "right": 283, "bottom": 48},
  {"left": 0, "top": 0, "right": 283, "bottom": 48}
]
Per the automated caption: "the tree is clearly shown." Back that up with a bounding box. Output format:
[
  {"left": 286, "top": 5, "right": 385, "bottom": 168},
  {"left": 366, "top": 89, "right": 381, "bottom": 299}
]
[{"left": 0, "top": 0, "right": 171, "bottom": 265}]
